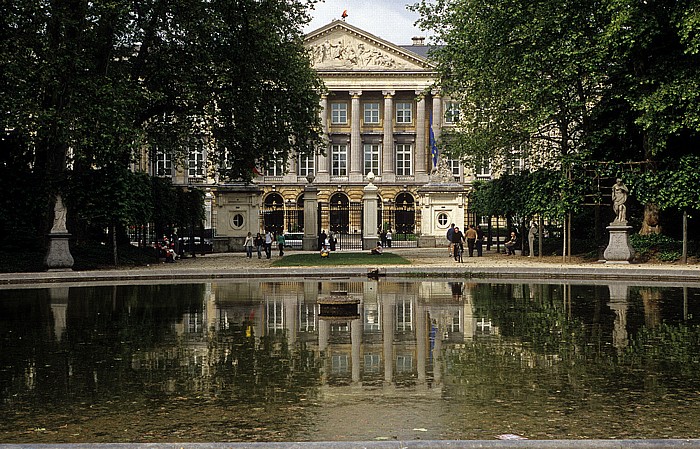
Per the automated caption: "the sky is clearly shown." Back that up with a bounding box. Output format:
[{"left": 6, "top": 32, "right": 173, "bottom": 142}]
[{"left": 303, "top": 0, "right": 430, "bottom": 45}]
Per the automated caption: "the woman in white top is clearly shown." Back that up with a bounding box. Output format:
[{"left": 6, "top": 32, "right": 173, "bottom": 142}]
[{"left": 243, "top": 232, "right": 254, "bottom": 258}]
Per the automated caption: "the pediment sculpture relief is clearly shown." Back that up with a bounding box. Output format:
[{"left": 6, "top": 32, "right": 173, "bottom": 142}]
[{"left": 309, "top": 37, "right": 410, "bottom": 70}]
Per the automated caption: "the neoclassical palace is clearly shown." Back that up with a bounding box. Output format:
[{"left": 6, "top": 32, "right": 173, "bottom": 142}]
[{"left": 154, "top": 21, "right": 488, "bottom": 249}]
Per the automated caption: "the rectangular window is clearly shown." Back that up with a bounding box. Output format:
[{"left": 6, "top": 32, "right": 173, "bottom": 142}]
[
  {"left": 155, "top": 150, "right": 172, "bottom": 177},
  {"left": 331, "top": 103, "right": 347, "bottom": 124},
  {"left": 506, "top": 144, "right": 525, "bottom": 175},
  {"left": 363, "top": 143, "right": 380, "bottom": 176},
  {"left": 331, "top": 144, "right": 347, "bottom": 176},
  {"left": 444, "top": 100, "right": 461, "bottom": 124},
  {"left": 395, "top": 102, "right": 413, "bottom": 124},
  {"left": 475, "top": 157, "right": 491, "bottom": 178},
  {"left": 265, "top": 159, "right": 285, "bottom": 177},
  {"left": 188, "top": 148, "right": 204, "bottom": 178},
  {"left": 447, "top": 157, "right": 460, "bottom": 179},
  {"left": 395, "top": 144, "right": 412, "bottom": 176},
  {"left": 364, "top": 354, "right": 381, "bottom": 374},
  {"left": 298, "top": 154, "right": 315, "bottom": 177},
  {"left": 396, "top": 300, "right": 413, "bottom": 332},
  {"left": 363, "top": 102, "right": 380, "bottom": 124}
]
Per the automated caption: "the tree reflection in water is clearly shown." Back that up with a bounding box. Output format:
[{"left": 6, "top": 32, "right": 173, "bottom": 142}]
[{"left": 1, "top": 280, "right": 699, "bottom": 442}]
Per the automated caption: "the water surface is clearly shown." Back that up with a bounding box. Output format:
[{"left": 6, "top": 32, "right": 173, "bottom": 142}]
[{"left": 1, "top": 280, "right": 699, "bottom": 443}]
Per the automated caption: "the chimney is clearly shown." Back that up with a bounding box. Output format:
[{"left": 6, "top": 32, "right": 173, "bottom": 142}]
[{"left": 411, "top": 36, "right": 425, "bottom": 46}]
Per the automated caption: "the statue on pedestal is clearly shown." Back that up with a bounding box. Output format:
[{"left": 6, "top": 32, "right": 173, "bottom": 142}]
[{"left": 612, "top": 178, "right": 628, "bottom": 224}]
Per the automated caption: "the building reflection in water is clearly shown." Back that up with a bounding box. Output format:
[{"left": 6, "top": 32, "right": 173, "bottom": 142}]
[{"left": 2, "top": 280, "right": 699, "bottom": 405}]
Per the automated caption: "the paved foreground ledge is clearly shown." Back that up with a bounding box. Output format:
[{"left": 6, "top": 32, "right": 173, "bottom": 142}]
[
  {"left": 1, "top": 248, "right": 699, "bottom": 286},
  {"left": 2, "top": 440, "right": 700, "bottom": 449}
]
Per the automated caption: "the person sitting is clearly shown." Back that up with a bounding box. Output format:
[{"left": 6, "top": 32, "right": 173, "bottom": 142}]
[
  {"left": 370, "top": 242, "right": 383, "bottom": 255},
  {"left": 504, "top": 231, "right": 517, "bottom": 255},
  {"left": 320, "top": 244, "right": 330, "bottom": 258}
]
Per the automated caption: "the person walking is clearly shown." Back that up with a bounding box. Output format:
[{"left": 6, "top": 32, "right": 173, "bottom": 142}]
[
  {"left": 277, "top": 231, "right": 286, "bottom": 256},
  {"left": 446, "top": 223, "right": 455, "bottom": 257},
  {"left": 243, "top": 232, "right": 254, "bottom": 258},
  {"left": 451, "top": 226, "right": 465, "bottom": 262},
  {"left": 386, "top": 228, "right": 392, "bottom": 248},
  {"left": 255, "top": 232, "right": 264, "bottom": 259},
  {"left": 465, "top": 224, "right": 477, "bottom": 257},
  {"left": 264, "top": 229, "right": 273, "bottom": 259},
  {"left": 476, "top": 225, "right": 485, "bottom": 257}
]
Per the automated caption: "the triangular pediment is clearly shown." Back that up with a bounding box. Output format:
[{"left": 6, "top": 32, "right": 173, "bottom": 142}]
[{"left": 304, "top": 21, "right": 435, "bottom": 72}]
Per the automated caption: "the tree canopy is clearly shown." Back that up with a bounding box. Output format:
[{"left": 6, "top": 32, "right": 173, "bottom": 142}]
[{"left": 1, "top": 0, "right": 324, "bottom": 248}]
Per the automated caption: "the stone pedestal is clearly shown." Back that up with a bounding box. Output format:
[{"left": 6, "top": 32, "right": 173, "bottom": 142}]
[
  {"left": 45, "top": 233, "right": 74, "bottom": 271},
  {"left": 303, "top": 183, "right": 319, "bottom": 251},
  {"left": 362, "top": 176, "right": 379, "bottom": 250},
  {"left": 604, "top": 224, "right": 634, "bottom": 264}
]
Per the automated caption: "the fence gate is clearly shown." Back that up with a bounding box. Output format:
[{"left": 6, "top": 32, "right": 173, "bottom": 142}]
[
  {"left": 379, "top": 201, "right": 419, "bottom": 248},
  {"left": 317, "top": 201, "right": 363, "bottom": 250}
]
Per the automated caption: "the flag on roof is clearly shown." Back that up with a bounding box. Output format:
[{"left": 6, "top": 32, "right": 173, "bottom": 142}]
[{"left": 341, "top": 9, "right": 348, "bottom": 19}]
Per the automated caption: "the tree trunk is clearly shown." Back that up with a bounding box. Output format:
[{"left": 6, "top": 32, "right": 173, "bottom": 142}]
[
  {"left": 112, "top": 224, "right": 118, "bottom": 266},
  {"left": 639, "top": 203, "right": 661, "bottom": 235},
  {"left": 682, "top": 210, "right": 688, "bottom": 264}
]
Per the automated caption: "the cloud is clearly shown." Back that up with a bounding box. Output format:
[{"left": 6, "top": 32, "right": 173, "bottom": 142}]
[{"left": 304, "top": 0, "right": 429, "bottom": 45}]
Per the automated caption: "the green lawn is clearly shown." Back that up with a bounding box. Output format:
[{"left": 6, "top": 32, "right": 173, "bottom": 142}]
[{"left": 272, "top": 252, "right": 411, "bottom": 267}]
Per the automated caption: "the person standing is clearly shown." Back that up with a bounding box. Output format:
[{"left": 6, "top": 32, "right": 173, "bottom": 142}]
[
  {"left": 451, "top": 226, "right": 465, "bottom": 261},
  {"left": 244, "top": 232, "right": 254, "bottom": 258},
  {"left": 277, "top": 231, "right": 286, "bottom": 256},
  {"left": 528, "top": 222, "right": 537, "bottom": 257},
  {"left": 386, "top": 228, "right": 392, "bottom": 248},
  {"left": 264, "top": 229, "right": 273, "bottom": 259},
  {"left": 319, "top": 229, "right": 327, "bottom": 249},
  {"left": 446, "top": 223, "right": 455, "bottom": 257},
  {"left": 254, "top": 232, "right": 264, "bottom": 259},
  {"left": 476, "top": 225, "right": 485, "bottom": 257},
  {"left": 329, "top": 231, "right": 337, "bottom": 251},
  {"left": 465, "top": 224, "right": 477, "bottom": 257}
]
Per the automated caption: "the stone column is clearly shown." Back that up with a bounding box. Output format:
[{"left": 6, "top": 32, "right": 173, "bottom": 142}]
[
  {"left": 362, "top": 173, "right": 379, "bottom": 250},
  {"left": 303, "top": 177, "right": 319, "bottom": 250},
  {"left": 382, "top": 295, "right": 394, "bottom": 384},
  {"left": 351, "top": 312, "right": 362, "bottom": 384},
  {"left": 382, "top": 90, "right": 395, "bottom": 182},
  {"left": 416, "top": 304, "right": 427, "bottom": 383},
  {"left": 349, "top": 90, "right": 363, "bottom": 182},
  {"left": 415, "top": 91, "right": 427, "bottom": 182},
  {"left": 431, "top": 90, "right": 442, "bottom": 171},
  {"left": 317, "top": 94, "right": 330, "bottom": 182}
]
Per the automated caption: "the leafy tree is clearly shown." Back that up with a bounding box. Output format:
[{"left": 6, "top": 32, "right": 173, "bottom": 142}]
[
  {"left": 1, "top": 0, "right": 323, "bottom": 250},
  {"left": 412, "top": 0, "right": 607, "bottom": 172}
]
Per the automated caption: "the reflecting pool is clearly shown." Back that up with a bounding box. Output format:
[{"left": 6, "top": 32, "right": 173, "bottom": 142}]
[{"left": 1, "top": 279, "right": 700, "bottom": 443}]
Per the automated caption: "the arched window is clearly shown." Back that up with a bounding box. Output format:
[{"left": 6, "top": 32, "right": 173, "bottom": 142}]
[
  {"left": 329, "top": 192, "right": 350, "bottom": 233},
  {"left": 262, "top": 193, "right": 284, "bottom": 233}
]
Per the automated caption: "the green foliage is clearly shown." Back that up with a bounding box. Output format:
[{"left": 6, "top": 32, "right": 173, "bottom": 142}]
[
  {"left": 469, "top": 169, "right": 584, "bottom": 222},
  {"left": 627, "top": 155, "right": 700, "bottom": 212},
  {"left": 1, "top": 0, "right": 323, "bottom": 249},
  {"left": 629, "top": 233, "right": 679, "bottom": 259},
  {"left": 413, "top": 0, "right": 608, "bottom": 168},
  {"left": 657, "top": 250, "right": 682, "bottom": 262}
]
